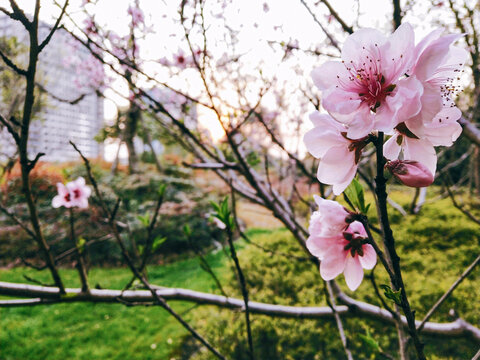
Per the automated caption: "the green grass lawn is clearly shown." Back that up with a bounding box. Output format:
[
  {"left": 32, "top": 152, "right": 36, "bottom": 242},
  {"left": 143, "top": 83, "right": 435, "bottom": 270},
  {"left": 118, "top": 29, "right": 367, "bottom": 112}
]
[
  {"left": 1, "top": 189, "right": 480, "bottom": 359},
  {"left": 0, "top": 248, "right": 235, "bottom": 360}
]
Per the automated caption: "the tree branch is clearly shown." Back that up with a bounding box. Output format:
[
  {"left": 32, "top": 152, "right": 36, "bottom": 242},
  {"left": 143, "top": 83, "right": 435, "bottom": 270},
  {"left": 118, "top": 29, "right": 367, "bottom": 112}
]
[
  {"left": 0, "top": 281, "right": 479, "bottom": 341},
  {"left": 39, "top": 0, "right": 69, "bottom": 52},
  {"left": 417, "top": 253, "right": 480, "bottom": 332}
]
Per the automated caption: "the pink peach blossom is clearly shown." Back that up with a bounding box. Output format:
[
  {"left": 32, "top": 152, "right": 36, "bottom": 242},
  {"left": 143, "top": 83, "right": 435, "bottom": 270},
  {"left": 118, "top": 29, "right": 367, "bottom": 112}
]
[
  {"left": 52, "top": 177, "right": 91, "bottom": 209},
  {"left": 384, "top": 30, "right": 467, "bottom": 172},
  {"left": 307, "top": 195, "right": 350, "bottom": 238},
  {"left": 52, "top": 183, "right": 73, "bottom": 209},
  {"left": 386, "top": 160, "right": 434, "bottom": 187},
  {"left": 127, "top": 5, "right": 145, "bottom": 27},
  {"left": 311, "top": 23, "right": 423, "bottom": 138},
  {"left": 383, "top": 126, "right": 437, "bottom": 176},
  {"left": 307, "top": 202, "right": 376, "bottom": 291},
  {"left": 303, "top": 112, "right": 369, "bottom": 195}
]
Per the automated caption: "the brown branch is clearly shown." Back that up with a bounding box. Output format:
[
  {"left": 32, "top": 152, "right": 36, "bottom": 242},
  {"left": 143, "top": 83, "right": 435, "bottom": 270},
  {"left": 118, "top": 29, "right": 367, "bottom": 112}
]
[
  {"left": 459, "top": 117, "right": 480, "bottom": 147},
  {"left": 68, "top": 208, "right": 89, "bottom": 293},
  {"left": 392, "top": 0, "right": 402, "bottom": 29},
  {"left": 227, "top": 191, "right": 255, "bottom": 360},
  {"left": 325, "top": 281, "right": 354, "bottom": 360},
  {"left": 39, "top": 0, "right": 69, "bottom": 52},
  {"left": 374, "top": 132, "right": 426, "bottom": 359},
  {"left": 318, "top": 0, "right": 353, "bottom": 34},
  {"left": 0, "top": 47, "right": 27, "bottom": 76},
  {"left": 299, "top": 0, "right": 341, "bottom": 51},
  {"left": 71, "top": 142, "right": 226, "bottom": 360},
  {"left": 418, "top": 253, "right": 480, "bottom": 332},
  {"left": 0, "top": 281, "right": 479, "bottom": 341}
]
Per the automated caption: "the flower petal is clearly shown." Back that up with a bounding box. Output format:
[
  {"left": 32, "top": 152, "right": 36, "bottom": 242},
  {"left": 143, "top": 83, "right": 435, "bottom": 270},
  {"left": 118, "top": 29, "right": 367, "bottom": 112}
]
[
  {"left": 382, "top": 23, "right": 415, "bottom": 82},
  {"left": 307, "top": 235, "right": 342, "bottom": 259},
  {"left": 311, "top": 61, "right": 349, "bottom": 91},
  {"left": 414, "top": 33, "right": 464, "bottom": 81},
  {"left": 342, "top": 28, "right": 387, "bottom": 66},
  {"left": 322, "top": 88, "right": 361, "bottom": 115},
  {"left": 344, "top": 255, "right": 364, "bottom": 291},
  {"left": 304, "top": 113, "right": 345, "bottom": 158},
  {"left": 320, "top": 246, "right": 347, "bottom": 281},
  {"left": 317, "top": 145, "right": 357, "bottom": 194},
  {"left": 359, "top": 244, "right": 377, "bottom": 270},
  {"left": 52, "top": 195, "right": 64, "bottom": 208},
  {"left": 403, "top": 137, "right": 437, "bottom": 175},
  {"left": 384, "top": 134, "right": 402, "bottom": 161}
]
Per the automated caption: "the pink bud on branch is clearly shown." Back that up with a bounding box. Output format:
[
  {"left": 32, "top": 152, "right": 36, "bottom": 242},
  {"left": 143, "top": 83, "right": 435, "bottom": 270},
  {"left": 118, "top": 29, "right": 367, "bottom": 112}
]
[{"left": 385, "top": 160, "right": 434, "bottom": 188}]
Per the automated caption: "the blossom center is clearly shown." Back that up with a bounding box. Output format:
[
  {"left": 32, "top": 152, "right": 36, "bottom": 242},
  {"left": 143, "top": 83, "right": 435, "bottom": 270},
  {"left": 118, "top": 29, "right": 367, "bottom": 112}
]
[
  {"left": 357, "top": 75, "right": 396, "bottom": 112},
  {"left": 343, "top": 231, "right": 367, "bottom": 257},
  {"left": 73, "top": 189, "right": 81, "bottom": 199},
  {"left": 342, "top": 133, "right": 370, "bottom": 164},
  {"left": 341, "top": 56, "right": 396, "bottom": 112},
  {"left": 64, "top": 193, "right": 71, "bottom": 202}
]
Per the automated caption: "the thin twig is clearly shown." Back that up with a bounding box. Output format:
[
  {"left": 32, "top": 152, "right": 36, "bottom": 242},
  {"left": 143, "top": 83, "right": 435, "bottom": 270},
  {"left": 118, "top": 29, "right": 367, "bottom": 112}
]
[
  {"left": 417, "top": 253, "right": 480, "bottom": 332},
  {"left": 324, "top": 281, "right": 354, "bottom": 360}
]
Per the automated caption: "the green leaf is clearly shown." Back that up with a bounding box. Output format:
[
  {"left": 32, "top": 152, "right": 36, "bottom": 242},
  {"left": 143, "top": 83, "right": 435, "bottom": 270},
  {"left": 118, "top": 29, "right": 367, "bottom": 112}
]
[
  {"left": 344, "top": 178, "right": 370, "bottom": 213},
  {"left": 221, "top": 197, "right": 230, "bottom": 218},
  {"left": 379, "top": 284, "right": 402, "bottom": 306},
  {"left": 358, "top": 332, "right": 381, "bottom": 353},
  {"left": 138, "top": 245, "right": 144, "bottom": 256},
  {"left": 137, "top": 214, "right": 150, "bottom": 227},
  {"left": 246, "top": 151, "right": 260, "bottom": 166},
  {"left": 158, "top": 183, "right": 167, "bottom": 197},
  {"left": 152, "top": 236, "right": 167, "bottom": 252},
  {"left": 210, "top": 201, "right": 221, "bottom": 214},
  {"left": 211, "top": 197, "right": 232, "bottom": 227},
  {"left": 183, "top": 224, "right": 192, "bottom": 237},
  {"left": 76, "top": 237, "right": 86, "bottom": 254}
]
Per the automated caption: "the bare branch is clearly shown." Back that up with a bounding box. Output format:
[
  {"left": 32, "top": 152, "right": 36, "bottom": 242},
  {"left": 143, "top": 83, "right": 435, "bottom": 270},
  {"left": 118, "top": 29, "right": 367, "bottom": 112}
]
[
  {"left": 459, "top": 117, "right": 480, "bottom": 147},
  {"left": 325, "top": 281, "right": 353, "bottom": 360},
  {"left": 39, "top": 0, "right": 69, "bottom": 52},
  {"left": 0, "top": 47, "right": 27, "bottom": 76},
  {"left": 0, "top": 281, "right": 479, "bottom": 341},
  {"left": 392, "top": 0, "right": 402, "bottom": 29},
  {"left": 318, "top": 0, "right": 353, "bottom": 34},
  {"left": 299, "top": 0, "right": 341, "bottom": 51},
  {"left": 418, "top": 253, "right": 480, "bottom": 332}
]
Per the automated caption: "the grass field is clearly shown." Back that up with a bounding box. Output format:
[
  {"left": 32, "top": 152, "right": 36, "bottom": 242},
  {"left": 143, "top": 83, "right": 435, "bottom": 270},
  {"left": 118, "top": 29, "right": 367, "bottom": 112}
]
[
  {"left": 1, "top": 190, "right": 480, "bottom": 359},
  {"left": 0, "top": 248, "right": 235, "bottom": 360}
]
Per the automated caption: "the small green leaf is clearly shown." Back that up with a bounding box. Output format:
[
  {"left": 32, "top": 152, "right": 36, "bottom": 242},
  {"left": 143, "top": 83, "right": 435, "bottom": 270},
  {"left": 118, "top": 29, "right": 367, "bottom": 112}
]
[
  {"left": 358, "top": 328, "right": 381, "bottom": 353},
  {"left": 183, "top": 224, "right": 192, "bottom": 237},
  {"left": 344, "top": 178, "right": 370, "bottom": 213},
  {"left": 379, "top": 284, "right": 402, "bottom": 306},
  {"left": 137, "top": 214, "right": 150, "bottom": 227},
  {"left": 158, "top": 183, "right": 167, "bottom": 197},
  {"left": 210, "top": 201, "right": 221, "bottom": 214},
  {"left": 246, "top": 151, "right": 260, "bottom": 166},
  {"left": 152, "top": 236, "right": 167, "bottom": 252},
  {"left": 76, "top": 237, "right": 86, "bottom": 254},
  {"left": 138, "top": 245, "right": 144, "bottom": 256}
]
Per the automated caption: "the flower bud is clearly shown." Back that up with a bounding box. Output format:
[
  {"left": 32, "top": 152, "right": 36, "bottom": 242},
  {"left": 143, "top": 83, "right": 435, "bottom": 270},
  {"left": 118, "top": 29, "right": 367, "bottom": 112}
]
[{"left": 386, "top": 160, "right": 434, "bottom": 188}]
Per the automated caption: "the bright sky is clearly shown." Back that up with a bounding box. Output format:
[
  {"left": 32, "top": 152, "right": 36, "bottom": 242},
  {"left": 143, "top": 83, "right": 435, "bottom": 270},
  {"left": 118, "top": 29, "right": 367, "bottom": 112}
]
[{"left": 0, "top": 0, "right": 463, "bottom": 159}]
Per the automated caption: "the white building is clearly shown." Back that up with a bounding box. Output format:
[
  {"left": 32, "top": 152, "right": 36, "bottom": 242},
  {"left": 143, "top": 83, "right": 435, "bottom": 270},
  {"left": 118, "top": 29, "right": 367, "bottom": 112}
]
[{"left": 0, "top": 15, "right": 104, "bottom": 162}]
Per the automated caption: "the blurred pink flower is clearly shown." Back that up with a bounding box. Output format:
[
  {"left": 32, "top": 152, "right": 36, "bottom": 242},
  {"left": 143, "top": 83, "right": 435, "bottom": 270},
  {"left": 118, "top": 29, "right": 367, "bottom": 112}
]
[
  {"left": 52, "top": 183, "right": 73, "bottom": 209},
  {"left": 307, "top": 200, "right": 376, "bottom": 291},
  {"left": 52, "top": 177, "right": 91, "bottom": 209},
  {"left": 127, "top": 5, "right": 145, "bottom": 27},
  {"left": 303, "top": 112, "right": 369, "bottom": 195},
  {"left": 311, "top": 23, "right": 422, "bottom": 139},
  {"left": 386, "top": 160, "right": 434, "bottom": 188}
]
